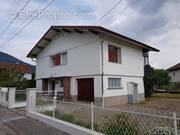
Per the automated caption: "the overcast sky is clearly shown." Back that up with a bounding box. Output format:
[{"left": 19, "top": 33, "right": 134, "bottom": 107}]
[{"left": 0, "top": 0, "right": 180, "bottom": 69}]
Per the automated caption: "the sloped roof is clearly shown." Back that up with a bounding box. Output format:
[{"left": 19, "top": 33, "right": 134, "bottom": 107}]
[
  {"left": 0, "top": 62, "right": 33, "bottom": 74},
  {"left": 27, "top": 26, "right": 159, "bottom": 58},
  {"left": 167, "top": 63, "right": 180, "bottom": 71}
]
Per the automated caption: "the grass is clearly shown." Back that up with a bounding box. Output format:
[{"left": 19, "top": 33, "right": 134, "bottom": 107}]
[
  {"left": 41, "top": 110, "right": 92, "bottom": 129},
  {"left": 153, "top": 93, "right": 180, "bottom": 99},
  {"left": 36, "top": 99, "right": 52, "bottom": 105}
]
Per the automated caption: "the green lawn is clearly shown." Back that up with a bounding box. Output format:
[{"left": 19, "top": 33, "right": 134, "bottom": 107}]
[{"left": 153, "top": 93, "right": 180, "bottom": 99}]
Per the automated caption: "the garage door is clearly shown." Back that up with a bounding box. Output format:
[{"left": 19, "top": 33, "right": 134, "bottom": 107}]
[{"left": 77, "top": 78, "right": 94, "bottom": 102}]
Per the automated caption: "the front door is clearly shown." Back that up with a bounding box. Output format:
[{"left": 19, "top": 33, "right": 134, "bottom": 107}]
[
  {"left": 77, "top": 78, "right": 94, "bottom": 102},
  {"left": 42, "top": 79, "right": 48, "bottom": 92}
]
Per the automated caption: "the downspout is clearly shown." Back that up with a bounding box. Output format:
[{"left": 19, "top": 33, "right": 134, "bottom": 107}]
[{"left": 100, "top": 39, "right": 105, "bottom": 107}]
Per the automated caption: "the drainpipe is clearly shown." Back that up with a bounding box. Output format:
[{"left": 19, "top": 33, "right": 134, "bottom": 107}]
[{"left": 100, "top": 39, "right": 105, "bottom": 107}]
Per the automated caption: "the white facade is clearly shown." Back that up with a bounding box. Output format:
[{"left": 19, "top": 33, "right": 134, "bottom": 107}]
[
  {"left": 35, "top": 30, "right": 146, "bottom": 105},
  {"left": 169, "top": 70, "right": 180, "bottom": 82}
]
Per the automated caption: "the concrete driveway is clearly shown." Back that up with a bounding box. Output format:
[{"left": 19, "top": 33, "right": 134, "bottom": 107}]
[{"left": 0, "top": 106, "right": 69, "bottom": 135}]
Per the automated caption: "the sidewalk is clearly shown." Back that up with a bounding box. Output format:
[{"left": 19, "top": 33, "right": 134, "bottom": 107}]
[{"left": 0, "top": 106, "right": 69, "bottom": 135}]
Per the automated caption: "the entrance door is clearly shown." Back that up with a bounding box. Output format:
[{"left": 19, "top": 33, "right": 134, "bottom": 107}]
[
  {"left": 42, "top": 79, "right": 48, "bottom": 91},
  {"left": 127, "top": 82, "right": 138, "bottom": 104},
  {"left": 77, "top": 78, "right": 94, "bottom": 102},
  {"left": 133, "top": 83, "right": 138, "bottom": 103}
]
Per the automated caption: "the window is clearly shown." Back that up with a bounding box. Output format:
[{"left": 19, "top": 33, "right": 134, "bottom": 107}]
[
  {"left": 61, "top": 52, "right": 67, "bottom": 65},
  {"left": 173, "top": 72, "right": 176, "bottom": 76},
  {"left": 51, "top": 52, "right": 67, "bottom": 66},
  {"left": 108, "top": 45, "right": 121, "bottom": 63},
  {"left": 108, "top": 78, "right": 122, "bottom": 89}
]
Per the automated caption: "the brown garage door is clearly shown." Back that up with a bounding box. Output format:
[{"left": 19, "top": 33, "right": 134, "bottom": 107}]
[{"left": 77, "top": 78, "right": 94, "bottom": 102}]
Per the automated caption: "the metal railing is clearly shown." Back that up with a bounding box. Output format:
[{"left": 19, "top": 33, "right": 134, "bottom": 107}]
[{"left": 33, "top": 91, "right": 180, "bottom": 135}]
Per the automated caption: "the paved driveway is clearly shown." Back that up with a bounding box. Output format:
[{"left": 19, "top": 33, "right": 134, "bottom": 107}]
[{"left": 0, "top": 106, "right": 69, "bottom": 135}]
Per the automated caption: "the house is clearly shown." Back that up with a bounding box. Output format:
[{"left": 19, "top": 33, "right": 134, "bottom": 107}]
[
  {"left": 167, "top": 63, "right": 180, "bottom": 82},
  {"left": 0, "top": 62, "right": 33, "bottom": 80},
  {"left": 27, "top": 26, "right": 159, "bottom": 106}
]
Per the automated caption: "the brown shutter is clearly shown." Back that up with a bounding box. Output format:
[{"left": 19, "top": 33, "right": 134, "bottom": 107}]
[
  {"left": 108, "top": 45, "right": 118, "bottom": 63},
  {"left": 55, "top": 54, "right": 61, "bottom": 65}
]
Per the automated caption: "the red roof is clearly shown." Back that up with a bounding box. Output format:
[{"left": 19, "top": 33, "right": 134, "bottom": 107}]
[{"left": 0, "top": 62, "right": 33, "bottom": 74}]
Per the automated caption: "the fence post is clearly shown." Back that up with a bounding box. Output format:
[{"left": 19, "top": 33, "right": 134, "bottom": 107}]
[
  {"left": 26, "top": 88, "right": 36, "bottom": 113},
  {"left": 8, "top": 87, "right": 16, "bottom": 108},
  {"left": 53, "top": 92, "right": 57, "bottom": 118},
  {"left": 173, "top": 112, "right": 178, "bottom": 135},
  {"left": 91, "top": 102, "right": 94, "bottom": 131}
]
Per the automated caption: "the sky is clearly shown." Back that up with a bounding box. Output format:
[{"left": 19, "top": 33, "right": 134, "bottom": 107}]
[{"left": 0, "top": 0, "right": 180, "bottom": 69}]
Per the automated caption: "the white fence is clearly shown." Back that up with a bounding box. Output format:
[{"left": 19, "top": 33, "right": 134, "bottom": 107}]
[
  {"left": 26, "top": 90, "right": 180, "bottom": 135},
  {"left": 0, "top": 87, "right": 27, "bottom": 108}
]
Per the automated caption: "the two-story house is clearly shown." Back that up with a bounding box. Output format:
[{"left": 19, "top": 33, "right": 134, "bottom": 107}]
[
  {"left": 27, "top": 26, "right": 159, "bottom": 106},
  {"left": 167, "top": 63, "right": 180, "bottom": 83}
]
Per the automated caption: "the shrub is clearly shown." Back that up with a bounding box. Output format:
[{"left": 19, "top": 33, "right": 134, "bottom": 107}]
[
  {"left": 100, "top": 113, "right": 139, "bottom": 135},
  {"left": 145, "top": 127, "right": 175, "bottom": 135}
]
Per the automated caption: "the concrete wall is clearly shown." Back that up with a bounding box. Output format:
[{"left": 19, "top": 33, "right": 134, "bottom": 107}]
[
  {"left": 169, "top": 69, "right": 180, "bottom": 82},
  {"left": 103, "top": 75, "right": 144, "bottom": 97},
  {"left": 103, "top": 39, "right": 144, "bottom": 77},
  {"left": 36, "top": 31, "right": 101, "bottom": 79}
]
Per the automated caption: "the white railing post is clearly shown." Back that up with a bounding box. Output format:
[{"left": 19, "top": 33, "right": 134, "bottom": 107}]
[
  {"left": 26, "top": 88, "right": 37, "bottom": 113},
  {"left": 53, "top": 92, "right": 57, "bottom": 118},
  {"left": 8, "top": 87, "right": 16, "bottom": 108},
  {"left": 91, "top": 102, "right": 94, "bottom": 131},
  {"left": 173, "top": 112, "right": 178, "bottom": 135}
]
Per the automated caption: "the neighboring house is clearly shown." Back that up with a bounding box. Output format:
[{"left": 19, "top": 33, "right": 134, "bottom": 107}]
[
  {"left": 27, "top": 26, "right": 159, "bottom": 106},
  {"left": 167, "top": 63, "right": 180, "bottom": 82},
  {"left": 0, "top": 62, "right": 33, "bottom": 80}
]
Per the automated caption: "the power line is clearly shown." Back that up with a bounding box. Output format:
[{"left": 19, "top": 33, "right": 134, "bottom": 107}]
[
  {"left": 104, "top": 0, "right": 142, "bottom": 26},
  {"left": 14, "top": 0, "right": 24, "bottom": 11},
  {"left": 0, "top": 0, "right": 31, "bottom": 37},
  {"left": 96, "top": 0, "right": 142, "bottom": 26},
  {"left": 0, "top": 0, "right": 46, "bottom": 46},
  {"left": 0, "top": 0, "right": 55, "bottom": 49},
  {"left": 93, "top": 0, "right": 123, "bottom": 25}
]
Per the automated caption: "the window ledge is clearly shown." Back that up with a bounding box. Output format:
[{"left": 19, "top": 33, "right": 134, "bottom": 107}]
[
  {"left": 108, "top": 61, "right": 122, "bottom": 64},
  {"left": 108, "top": 87, "right": 123, "bottom": 90}
]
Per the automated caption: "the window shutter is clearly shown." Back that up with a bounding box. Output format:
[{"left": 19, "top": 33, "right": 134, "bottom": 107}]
[
  {"left": 109, "top": 46, "right": 118, "bottom": 62},
  {"left": 55, "top": 54, "right": 61, "bottom": 65}
]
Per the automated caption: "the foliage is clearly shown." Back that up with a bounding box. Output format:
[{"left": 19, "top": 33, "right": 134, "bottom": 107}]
[
  {"left": 145, "top": 127, "right": 175, "bottom": 135},
  {"left": 0, "top": 69, "right": 35, "bottom": 89},
  {"left": 153, "top": 69, "right": 171, "bottom": 89},
  {"left": 144, "top": 65, "right": 171, "bottom": 98},
  {"left": 100, "top": 113, "right": 139, "bottom": 135},
  {"left": 0, "top": 69, "right": 24, "bottom": 88},
  {"left": 144, "top": 65, "right": 154, "bottom": 98}
]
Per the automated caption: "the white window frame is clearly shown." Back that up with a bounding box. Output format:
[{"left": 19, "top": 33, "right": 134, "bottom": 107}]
[
  {"left": 108, "top": 78, "right": 122, "bottom": 89},
  {"left": 50, "top": 51, "right": 68, "bottom": 67}
]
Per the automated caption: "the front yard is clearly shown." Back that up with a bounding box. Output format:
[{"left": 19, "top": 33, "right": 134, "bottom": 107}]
[{"left": 114, "top": 93, "right": 180, "bottom": 113}]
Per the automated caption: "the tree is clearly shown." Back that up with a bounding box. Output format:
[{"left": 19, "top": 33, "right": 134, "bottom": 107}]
[
  {"left": 152, "top": 69, "right": 171, "bottom": 89},
  {"left": 144, "top": 65, "right": 171, "bottom": 98},
  {"left": 144, "top": 65, "right": 154, "bottom": 98},
  {"left": 0, "top": 69, "right": 26, "bottom": 89}
]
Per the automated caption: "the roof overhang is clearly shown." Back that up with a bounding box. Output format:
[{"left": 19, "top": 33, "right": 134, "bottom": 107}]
[{"left": 27, "top": 26, "right": 160, "bottom": 58}]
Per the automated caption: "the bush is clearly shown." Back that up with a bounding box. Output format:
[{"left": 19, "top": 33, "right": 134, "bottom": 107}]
[
  {"left": 99, "top": 113, "right": 139, "bottom": 135},
  {"left": 145, "top": 127, "right": 175, "bottom": 135}
]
